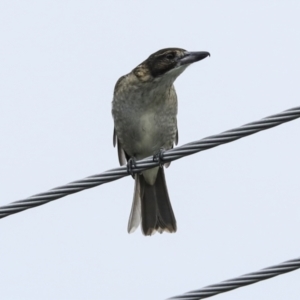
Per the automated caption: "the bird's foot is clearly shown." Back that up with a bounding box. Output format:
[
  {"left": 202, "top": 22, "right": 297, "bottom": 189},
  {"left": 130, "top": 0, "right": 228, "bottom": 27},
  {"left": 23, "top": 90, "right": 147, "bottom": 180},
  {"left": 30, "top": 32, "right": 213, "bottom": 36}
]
[
  {"left": 127, "top": 157, "right": 137, "bottom": 176},
  {"left": 153, "top": 148, "right": 166, "bottom": 167}
]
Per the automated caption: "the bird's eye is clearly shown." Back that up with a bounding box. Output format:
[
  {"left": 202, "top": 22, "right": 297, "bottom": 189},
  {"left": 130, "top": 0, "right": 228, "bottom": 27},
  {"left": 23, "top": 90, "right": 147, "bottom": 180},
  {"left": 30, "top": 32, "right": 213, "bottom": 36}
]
[{"left": 166, "top": 53, "right": 175, "bottom": 60}]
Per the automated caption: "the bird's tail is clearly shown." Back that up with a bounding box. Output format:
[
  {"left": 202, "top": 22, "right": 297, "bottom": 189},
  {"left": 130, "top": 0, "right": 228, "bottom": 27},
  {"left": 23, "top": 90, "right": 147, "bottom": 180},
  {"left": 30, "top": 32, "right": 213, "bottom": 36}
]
[{"left": 127, "top": 167, "right": 177, "bottom": 236}]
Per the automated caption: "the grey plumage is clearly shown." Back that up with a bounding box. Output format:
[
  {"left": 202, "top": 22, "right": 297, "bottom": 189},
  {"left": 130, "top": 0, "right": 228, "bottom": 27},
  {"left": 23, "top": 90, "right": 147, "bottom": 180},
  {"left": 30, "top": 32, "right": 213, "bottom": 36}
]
[{"left": 112, "top": 48, "right": 210, "bottom": 235}]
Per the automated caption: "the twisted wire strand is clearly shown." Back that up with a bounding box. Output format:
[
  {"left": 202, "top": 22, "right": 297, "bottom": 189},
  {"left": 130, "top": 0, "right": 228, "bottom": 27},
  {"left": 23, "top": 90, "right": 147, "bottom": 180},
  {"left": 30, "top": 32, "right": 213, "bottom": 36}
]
[
  {"left": 167, "top": 257, "right": 300, "bottom": 299},
  {"left": 0, "top": 106, "right": 299, "bottom": 219}
]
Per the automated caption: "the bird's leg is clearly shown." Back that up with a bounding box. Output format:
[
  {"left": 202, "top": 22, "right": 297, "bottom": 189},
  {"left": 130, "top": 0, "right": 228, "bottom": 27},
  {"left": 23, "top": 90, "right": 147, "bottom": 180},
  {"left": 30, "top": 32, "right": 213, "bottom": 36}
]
[
  {"left": 127, "top": 156, "right": 137, "bottom": 177},
  {"left": 153, "top": 148, "right": 166, "bottom": 167}
]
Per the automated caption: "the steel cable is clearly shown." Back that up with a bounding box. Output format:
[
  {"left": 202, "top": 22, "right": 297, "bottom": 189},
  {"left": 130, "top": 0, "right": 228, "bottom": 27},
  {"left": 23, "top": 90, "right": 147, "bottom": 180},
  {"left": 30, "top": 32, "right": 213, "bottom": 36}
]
[
  {"left": 0, "top": 106, "right": 299, "bottom": 219},
  {"left": 167, "top": 257, "right": 300, "bottom": 299}
]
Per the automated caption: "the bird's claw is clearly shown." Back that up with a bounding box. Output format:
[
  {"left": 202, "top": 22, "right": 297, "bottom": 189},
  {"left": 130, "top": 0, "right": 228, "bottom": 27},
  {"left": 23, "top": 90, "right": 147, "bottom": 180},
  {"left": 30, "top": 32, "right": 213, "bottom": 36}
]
[
  {"left": 153, "top": 148, "right": 166, "bottom": 167},
  {"left": 127, "top": 157, "right": 137, "bottom": 176}
]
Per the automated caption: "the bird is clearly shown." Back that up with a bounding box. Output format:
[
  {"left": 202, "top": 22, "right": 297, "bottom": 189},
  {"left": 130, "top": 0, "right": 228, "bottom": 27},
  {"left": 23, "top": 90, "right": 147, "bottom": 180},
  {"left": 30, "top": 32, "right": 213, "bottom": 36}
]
[{"left": 112, "top": 48, "right": 210, "bottom": 235}]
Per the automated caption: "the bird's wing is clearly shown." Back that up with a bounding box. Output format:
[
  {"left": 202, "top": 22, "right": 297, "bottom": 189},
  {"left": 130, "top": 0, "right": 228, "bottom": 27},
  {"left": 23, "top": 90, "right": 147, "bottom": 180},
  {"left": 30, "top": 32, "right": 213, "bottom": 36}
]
[
  {"left": 113, "top": 128, "right": 128, "bottom": 166},
  {"left": 113, "top": 128, "right": 117, "bottom": 147},
  {"left": 164, "top": 127, "right": 178, "bottom": 168},
  {"left": 175, "top": 128, "right": 179, "bottom": 145}
]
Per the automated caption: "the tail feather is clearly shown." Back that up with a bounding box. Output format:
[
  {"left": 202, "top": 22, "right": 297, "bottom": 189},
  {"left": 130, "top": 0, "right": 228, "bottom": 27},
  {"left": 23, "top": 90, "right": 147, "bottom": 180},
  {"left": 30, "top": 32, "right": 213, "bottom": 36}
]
[
  {"left": 140, "top": 177, "right": 158, "bottom": 235},
  {"left": 127, "top": 174, "right": 141, "bottom": 233},
  {"left": 127, "top": 167, "right": 177, "bottom": 236},
  {"left": 154, "top": 168, "right": 177, "bottom": 233}
]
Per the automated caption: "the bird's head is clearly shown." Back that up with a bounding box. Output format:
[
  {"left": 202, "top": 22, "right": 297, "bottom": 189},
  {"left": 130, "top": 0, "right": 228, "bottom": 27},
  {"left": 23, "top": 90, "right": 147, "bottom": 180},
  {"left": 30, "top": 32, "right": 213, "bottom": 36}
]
[{"left": 133, "top": 48, "right": 210, "bottom": 83}]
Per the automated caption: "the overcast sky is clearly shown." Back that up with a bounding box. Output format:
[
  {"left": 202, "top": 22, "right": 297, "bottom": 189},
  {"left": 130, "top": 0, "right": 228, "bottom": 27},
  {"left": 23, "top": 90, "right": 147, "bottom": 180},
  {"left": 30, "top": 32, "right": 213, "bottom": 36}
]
[{"left": 0, "top": 1, "right": 300, "bottom": 300}]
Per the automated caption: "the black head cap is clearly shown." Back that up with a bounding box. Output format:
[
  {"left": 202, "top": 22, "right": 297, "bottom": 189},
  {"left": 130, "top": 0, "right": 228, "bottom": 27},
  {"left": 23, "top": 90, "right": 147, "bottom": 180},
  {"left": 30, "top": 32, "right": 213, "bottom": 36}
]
[{"left": 142, "top": 48, "right": 210, "bottom": 78}]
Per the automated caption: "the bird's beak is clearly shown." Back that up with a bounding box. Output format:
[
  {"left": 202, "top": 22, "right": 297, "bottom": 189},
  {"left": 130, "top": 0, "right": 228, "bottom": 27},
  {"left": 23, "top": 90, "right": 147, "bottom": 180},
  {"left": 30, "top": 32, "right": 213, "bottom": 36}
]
[{"left": 179, "top": 51, "right": 210, "bottom": 66}]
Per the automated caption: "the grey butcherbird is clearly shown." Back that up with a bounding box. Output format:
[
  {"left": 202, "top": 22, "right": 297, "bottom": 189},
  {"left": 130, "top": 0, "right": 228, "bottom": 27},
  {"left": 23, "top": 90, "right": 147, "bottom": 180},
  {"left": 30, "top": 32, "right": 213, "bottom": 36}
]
[{"left": 112, "top": 48, "right": 210, "bottom": 235}]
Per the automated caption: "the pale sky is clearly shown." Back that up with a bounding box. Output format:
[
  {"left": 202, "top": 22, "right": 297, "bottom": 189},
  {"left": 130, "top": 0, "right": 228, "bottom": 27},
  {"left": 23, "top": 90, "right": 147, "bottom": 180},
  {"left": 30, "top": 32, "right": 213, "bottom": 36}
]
[{"left": 0, "top": 1, "right": 300, "bottom": 300}]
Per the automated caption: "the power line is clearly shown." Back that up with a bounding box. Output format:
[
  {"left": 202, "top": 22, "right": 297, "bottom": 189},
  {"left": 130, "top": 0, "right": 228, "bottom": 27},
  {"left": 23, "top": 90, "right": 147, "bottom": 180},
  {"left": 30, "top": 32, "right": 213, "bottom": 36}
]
[
  {"left": 0, "top": 106, "right": 299, "bottom": 219},
  {"left": 167, "top": 257, "right": 300, "bottom": 299}
]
